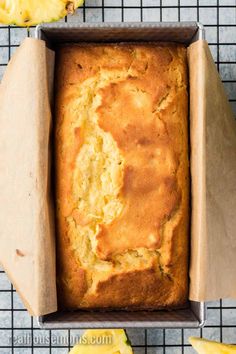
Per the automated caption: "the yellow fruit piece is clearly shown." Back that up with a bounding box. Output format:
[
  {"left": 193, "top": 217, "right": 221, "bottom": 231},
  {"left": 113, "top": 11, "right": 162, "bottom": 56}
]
[
  {"left": 0, "top": 0, "right": 84, "bottom": 27},
  {"left": 189, "top": 336, "right": 236, "bottom": 354},
  {"left": 69, "top": 329, "right": 133, "bottom": 354}
]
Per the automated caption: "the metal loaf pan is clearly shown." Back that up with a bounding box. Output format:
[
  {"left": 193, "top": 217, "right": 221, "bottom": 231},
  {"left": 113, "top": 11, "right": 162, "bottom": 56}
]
[{"left": 36, "top": 22, "right": 206, "bottom": 329}]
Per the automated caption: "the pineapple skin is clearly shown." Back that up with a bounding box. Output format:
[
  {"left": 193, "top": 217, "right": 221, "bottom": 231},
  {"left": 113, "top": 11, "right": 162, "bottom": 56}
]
[{"left": 0, "top": 0, "right": 84, "bottom": 27}]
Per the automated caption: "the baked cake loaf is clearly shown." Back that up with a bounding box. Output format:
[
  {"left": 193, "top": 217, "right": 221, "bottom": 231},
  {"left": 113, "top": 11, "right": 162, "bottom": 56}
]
[{"left": 55, "top": 43, "right": 189, "bottom": 309}]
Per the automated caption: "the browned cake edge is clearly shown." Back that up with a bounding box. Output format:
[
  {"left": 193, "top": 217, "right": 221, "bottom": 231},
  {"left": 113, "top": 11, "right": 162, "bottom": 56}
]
[{"left": 55, "top": 42, "right": 189, "bottom": 310}]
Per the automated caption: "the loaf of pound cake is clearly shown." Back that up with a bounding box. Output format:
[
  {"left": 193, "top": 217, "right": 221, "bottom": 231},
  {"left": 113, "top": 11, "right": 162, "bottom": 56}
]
[{"left": 55, "top": 42, "right": 189, "bottom": 309}]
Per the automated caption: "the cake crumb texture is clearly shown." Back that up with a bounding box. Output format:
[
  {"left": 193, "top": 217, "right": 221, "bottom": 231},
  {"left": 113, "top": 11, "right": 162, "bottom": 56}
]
[{"left": 55, "top": 43, "right": 189, "bottom": 309}]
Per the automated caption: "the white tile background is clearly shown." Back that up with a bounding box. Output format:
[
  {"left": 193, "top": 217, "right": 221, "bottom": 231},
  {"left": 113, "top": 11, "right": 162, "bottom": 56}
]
[{"left": 0, "top": 0, "right": 236, "bottom": 352}]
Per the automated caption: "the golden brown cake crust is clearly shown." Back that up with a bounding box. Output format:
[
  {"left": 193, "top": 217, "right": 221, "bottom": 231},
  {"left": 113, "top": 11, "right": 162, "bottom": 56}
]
[{"left": 55, "top": 43, "right": 189, "bottom": 309}]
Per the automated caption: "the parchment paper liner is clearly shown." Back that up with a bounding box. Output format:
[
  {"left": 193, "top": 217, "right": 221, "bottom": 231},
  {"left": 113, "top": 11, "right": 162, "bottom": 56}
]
[{"left": 0, "top": 38, "right": 235, "bottom": 315}]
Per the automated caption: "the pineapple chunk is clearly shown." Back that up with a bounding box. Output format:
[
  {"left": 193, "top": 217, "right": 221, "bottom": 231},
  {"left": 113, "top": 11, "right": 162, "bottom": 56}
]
[
  {"left": 189, "top": 337, "right": 236, "bottom": 353},
  {"left": 0, "top": 0, "right": 84, "bottom": 26},
  {"left": 69, "top": 329, "right": 133, "bottom": 354}
]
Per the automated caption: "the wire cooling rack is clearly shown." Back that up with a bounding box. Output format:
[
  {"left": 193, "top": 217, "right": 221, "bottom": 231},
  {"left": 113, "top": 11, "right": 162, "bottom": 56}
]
[{"left": 0, "top": 1, "right": 236, "bottom": 353}]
